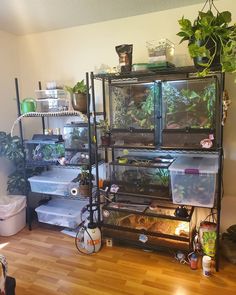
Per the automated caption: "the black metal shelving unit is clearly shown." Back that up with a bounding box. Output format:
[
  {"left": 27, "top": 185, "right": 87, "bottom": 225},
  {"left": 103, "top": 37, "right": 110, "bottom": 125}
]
[
  {"left": 13, "top": 73, "right": 97, "bottom": 230},
  {"left": 91, "top": 66, "right": 224, "bottom": 271}
]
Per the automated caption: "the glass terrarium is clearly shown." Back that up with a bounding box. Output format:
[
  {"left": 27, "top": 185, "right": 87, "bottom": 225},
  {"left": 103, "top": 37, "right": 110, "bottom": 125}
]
[
  {"left": 109, "top": 156, "right": 173, "bottom": 199},
  {"left": 64, "top": 123, "right": 90, "bottom": 149},
  {"left": 110, "top": 82, "right": 159, "bottom": 147},
  {"left": 102, "top": 201, "right": 195, "bottom": 250},
  {"left": 161, "top": 77, "right": 217, "bottom": 149},
  {"left": 146, "top": 38, "right": 175, "bottom": 64},
  {"left": 25, "top": 134, "right": 65, "bottom": 165},
  {"left": 63, "top": 123, "right": 96, "bottom": 165}
]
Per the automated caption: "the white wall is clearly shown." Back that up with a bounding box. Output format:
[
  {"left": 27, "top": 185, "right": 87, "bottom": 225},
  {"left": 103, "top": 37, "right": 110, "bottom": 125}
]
[
  {"left": 1, "top": 0, "right": 236, "bottom": 229},
  {"left": 0, "top": 30, "right": 19, "bottom": 195}
]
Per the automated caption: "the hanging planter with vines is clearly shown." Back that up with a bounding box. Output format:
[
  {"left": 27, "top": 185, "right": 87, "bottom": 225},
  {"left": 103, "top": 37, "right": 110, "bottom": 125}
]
[{"left": 177, "top": 0, "right": 236, "bottom": 76}]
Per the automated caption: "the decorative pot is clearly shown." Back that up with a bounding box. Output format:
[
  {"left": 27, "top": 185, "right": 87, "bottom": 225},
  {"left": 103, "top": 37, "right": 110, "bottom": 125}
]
[{"left": 71, "top": 93, "right": 87, "bottom": 113}]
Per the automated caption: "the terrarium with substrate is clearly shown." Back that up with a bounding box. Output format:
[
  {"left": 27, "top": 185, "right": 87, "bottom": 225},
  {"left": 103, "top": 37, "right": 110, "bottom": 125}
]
[
  {"left": 161, "top": 76, "right": 218, "bottom": 149},
  {"left": 109, "top": 82, "right": 159, "bottom": 147},
  {"left": 102, "top": 200, "right": 195, "bottom": 250},
  {"left": 25, "top": 134, "right": 65, "bottom": 166},
  {"left": 64, "top": 123, "right": 92, "bottom": 149},
  {"left": 63, "top": 123, "right": 96, "bottom": 165},
  {"left": 109, "top": 155, "right": 173, "bottom": 199}
]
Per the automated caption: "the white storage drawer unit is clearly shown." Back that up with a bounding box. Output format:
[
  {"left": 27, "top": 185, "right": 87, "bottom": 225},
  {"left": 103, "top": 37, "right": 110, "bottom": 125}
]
[
  {"left": 35, "top": 199, "right": 88, "bottom": 228},
  {"left": 169, "top": 156, "right": 219, "bottom": 208}
]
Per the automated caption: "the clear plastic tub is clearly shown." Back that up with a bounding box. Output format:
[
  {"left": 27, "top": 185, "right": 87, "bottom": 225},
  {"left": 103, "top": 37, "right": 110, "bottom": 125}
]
[
  {"left": 35, "top": 199, "right": 88, "bottom": 228},
  {"left": 35, "top": 89, "right": 66, "bottom": 100},
  {"left": 169, "top": 156, "right": 218, "bottom": 208},
  {"left": 146, "top": 39, "right": 174, "bottom": 63},
  {"left": 36, "top": 98, "right": 69, "bottom": 112},
  {"left": 28, "top": 168, "right": 79, "bottom": 196}
]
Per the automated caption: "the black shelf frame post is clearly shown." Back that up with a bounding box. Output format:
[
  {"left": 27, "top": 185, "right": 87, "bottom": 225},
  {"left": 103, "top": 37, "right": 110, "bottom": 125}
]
[
  {"left": 15, "top": 78, "right": 32, "bottom": 230},
  {"left": 90, "top": 72, "right": 101, "bottom": 223},
  {"left": 215, "top": 72, "right": 225, "bottom": 271}
]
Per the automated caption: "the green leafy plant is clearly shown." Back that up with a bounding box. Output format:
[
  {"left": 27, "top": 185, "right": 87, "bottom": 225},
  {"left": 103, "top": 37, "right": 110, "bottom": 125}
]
[
  {"left": 177, "top": 4, "right": 236, "bottom": 76},
  {"left": 0, "top": 131, "right": 42, "bottom": 194},
  {"left": 73, "top": 165, "right": 94, "bottom": 185},
  {"left": 112, "top": 84, "right": 156, "bottom": 130},
  {"left": 64, "top": 80, "right": 87, "bottom": 94},
  {"left": 155, "top": 168, "right": 169, "bottom": 187},
  {"left": 162, "top": 80, "right": 216, "bottom": 128},
  {"left": 97, "top": 119, "right": 111, "bottom": 136},
  {"left": 127, "top": 86, "right": 155, "bottom": 129}
]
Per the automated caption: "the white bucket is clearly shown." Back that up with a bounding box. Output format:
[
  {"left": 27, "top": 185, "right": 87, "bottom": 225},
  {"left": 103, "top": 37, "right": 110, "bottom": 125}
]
[{"left": 0, "top": 195, "right": 26, "bottom": 236}]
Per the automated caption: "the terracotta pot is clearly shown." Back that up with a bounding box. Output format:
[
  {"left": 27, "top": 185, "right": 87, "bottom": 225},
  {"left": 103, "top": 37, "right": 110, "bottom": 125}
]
[
  {"left": 79, "top": 184, "right": 92, "bottom": 197},
  {"left": 71, "top": 93, "right": 87, "bottom": 113},
  {"left": 101, "top": 135, "right": 111, "bottom": 146}
]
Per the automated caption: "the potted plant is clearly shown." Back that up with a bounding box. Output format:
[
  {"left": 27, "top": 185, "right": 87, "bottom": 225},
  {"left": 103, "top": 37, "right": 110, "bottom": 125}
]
[
  {"left": 64, "top": 80, "right": 88, "bottom": 113},
  {"left": 177, "top": 3, "right": 236, "bottom": 76},
  {"left": 72, "top": 165, "right": 94, "bottom": 197},
  {"left": 97, "top": 119, "right": 111, "bottom": 146},
  {"left": 0, "top": 131, "right": 42, "bottom": 194}
]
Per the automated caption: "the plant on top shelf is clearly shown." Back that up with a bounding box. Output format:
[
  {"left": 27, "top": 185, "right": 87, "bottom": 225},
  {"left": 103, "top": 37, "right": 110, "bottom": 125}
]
[
  {"left": 64, "top": 80, "right": 88, "bottom": 113},
  {"left": 97, "top": 119, "right": 111, "bottom": 146},
  {"left": 177, "top": 0, "right": 236, "bottom": 76}
]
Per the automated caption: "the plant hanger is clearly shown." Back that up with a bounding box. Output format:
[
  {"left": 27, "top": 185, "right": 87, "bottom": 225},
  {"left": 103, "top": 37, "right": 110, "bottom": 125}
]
[{"left": 200, "top": 0, "right": 219, "bottom": 14}]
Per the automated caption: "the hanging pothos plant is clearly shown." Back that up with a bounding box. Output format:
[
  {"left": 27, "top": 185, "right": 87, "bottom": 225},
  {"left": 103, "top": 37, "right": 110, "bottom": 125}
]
[{"left": 177, "top": 0, "right": 236, "bottom": 76}]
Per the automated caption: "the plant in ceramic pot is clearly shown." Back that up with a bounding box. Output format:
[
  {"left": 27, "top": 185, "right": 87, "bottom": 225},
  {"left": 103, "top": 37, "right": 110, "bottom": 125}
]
[
  {"left": 64, "top": 80, "right": 88, "bottom": 113},
  {"left": 97, "top": 119, "right": 111, "bottom": 146},
  {"left": 177, "top": 0, "right": 236, "bottom": 76}
]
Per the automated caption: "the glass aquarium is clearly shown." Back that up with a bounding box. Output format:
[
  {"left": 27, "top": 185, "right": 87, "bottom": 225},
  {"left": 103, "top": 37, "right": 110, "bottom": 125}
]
[
  {"left": 63, "top": 123, "right": 96, "bottom": 165},
  {"left": 110, "top": 82, "right": 159, "bottom": 147},
  {"left": 109, "top": 155, "right": 173, "bottom": 199},
  {"left": 64, "top": 123, "right": 91, "bottom": 149},
  {"left": 161, "top": 77, "right": 217, "bottom": 149},
  {"left": 25, "top": 134, "right": 65, "bottom": 165}
]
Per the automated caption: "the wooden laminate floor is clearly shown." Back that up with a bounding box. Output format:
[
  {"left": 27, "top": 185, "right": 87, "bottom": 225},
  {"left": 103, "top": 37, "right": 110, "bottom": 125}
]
[{"left": 0, "top": 224, "right": 236, "bottom": 295}]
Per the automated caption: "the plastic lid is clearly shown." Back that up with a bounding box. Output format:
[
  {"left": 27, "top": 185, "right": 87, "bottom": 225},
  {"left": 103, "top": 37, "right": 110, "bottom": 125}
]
[{"left": 169, "top": 156, "right": 219, "bottom": 174}]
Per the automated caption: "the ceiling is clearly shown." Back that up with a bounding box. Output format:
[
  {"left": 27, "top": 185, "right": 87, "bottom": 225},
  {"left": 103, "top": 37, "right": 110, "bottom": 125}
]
[{"left": 0, "top": 0, "right": 207, "bottom": 36}]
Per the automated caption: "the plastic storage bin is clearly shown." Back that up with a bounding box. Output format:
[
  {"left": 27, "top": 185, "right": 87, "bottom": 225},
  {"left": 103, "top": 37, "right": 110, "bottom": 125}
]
[
  {"left": 28, "top": 168, "right": 80, "bottom": 196},
  {"left": 35, "top": 199, "right": 88, "bottom": 228},
  {"left": 36, "top": 98, "right": 69, "bottom": 112},
  {"left": 0, "top": 195, "right": 26, "bottom": 236},
  {"left": 35, "top": 89, "right": 67, "bottom": 100},
  {"left": 146, "top": 39, "right": 174, "bottom": 63},
  {"left": 169, "top": 156, "right": 218, "bottom": 208}
]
